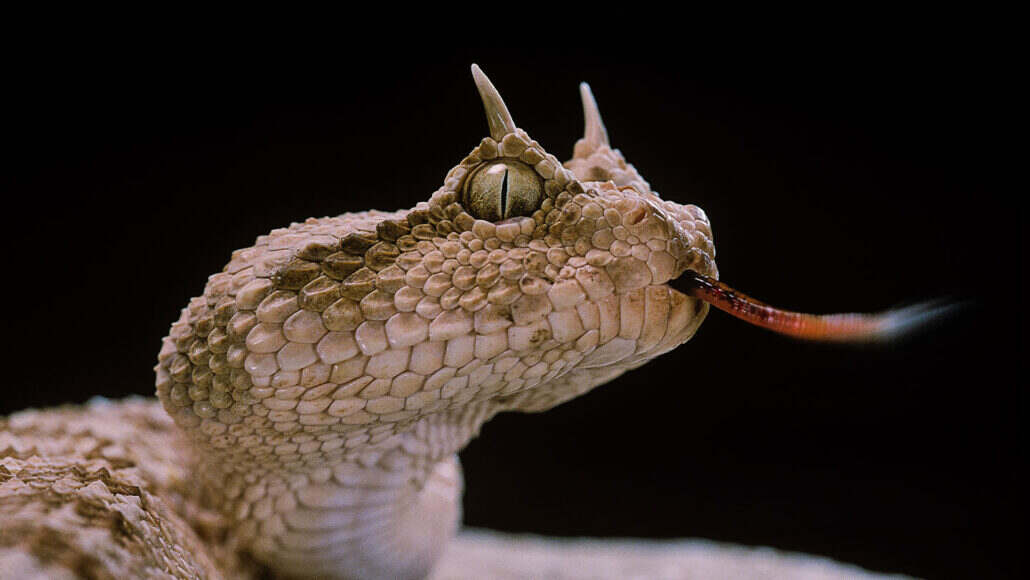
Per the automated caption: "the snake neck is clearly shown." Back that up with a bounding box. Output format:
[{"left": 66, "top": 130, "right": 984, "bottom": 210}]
[{"left": 186, "top": 400, "right": 498, "bottom": 579}]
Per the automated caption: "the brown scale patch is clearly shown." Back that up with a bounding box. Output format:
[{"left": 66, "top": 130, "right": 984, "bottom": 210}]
[
  {"left": 340, "top": 231, "right": 378, "bottom": 254},
  {"left": 376, "top": 218, "right": 410, "bottom": 241},
  {"left": 322, "top": 251, "right": 364, "bottom": 280},
  {"left": 396, "top": 235, "right": 419, "bottom": 252},
  {"left": 435, "top": 220, "right": 455, "bottom": 235},
  {"left": 406, "top": 208, "right": 430, "bottom": 225},
  {"left": 212, "top": 298, "right": 236, "bottom": 326},
  {"left": 411, "top": 223, "right": 436, "bottom": 240},
  {"left": 365, "top": 242, "right": 400, "bottom": 271},
  {"left": 339, "top": 267, "right": 378, "bottom": 301},
  {"left": 274, "top": 260, "right": 320, "bottom": 290},
  {"left": 298, "top": 276, "right": 341, "bottom": 311}
]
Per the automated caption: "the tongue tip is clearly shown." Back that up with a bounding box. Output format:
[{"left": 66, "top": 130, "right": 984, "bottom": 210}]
[{"left": 863, "top": 299, "right": 966, "bottom": 343}]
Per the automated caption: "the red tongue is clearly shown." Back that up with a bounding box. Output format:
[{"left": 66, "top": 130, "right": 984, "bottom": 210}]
[{"left": 671, "top": 270, "right": 949, "bottom": 343}]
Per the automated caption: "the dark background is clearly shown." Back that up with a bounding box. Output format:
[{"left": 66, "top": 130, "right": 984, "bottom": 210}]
[{"left": 4, "top": 32, "right": 1022, "bottom": 579}]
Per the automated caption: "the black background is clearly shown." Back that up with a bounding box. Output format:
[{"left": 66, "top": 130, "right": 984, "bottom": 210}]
[{"left": 4, "top": 29, "right": 1023, "bottom": 579}]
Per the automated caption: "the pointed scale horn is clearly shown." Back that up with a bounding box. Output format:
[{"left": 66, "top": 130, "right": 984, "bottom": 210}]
[
  {"left": 579, "top": 82, "right": 609, "bottom": 148},
  {"left": 471, "top": 64, "right": 516, "bottom": 141}
]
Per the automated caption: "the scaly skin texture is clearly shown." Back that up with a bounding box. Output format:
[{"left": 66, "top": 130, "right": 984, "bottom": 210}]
[
  {"left": 2, "top": 67, "right": 716, "bottom": 579},
  {"left": 0, "top": 399, "right": 263, "bottom": 579}
]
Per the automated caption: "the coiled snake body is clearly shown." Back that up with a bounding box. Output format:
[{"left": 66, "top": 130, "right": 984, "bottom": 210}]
[{"left": 0, "top": 66, "right": 928, "bottom": 579}]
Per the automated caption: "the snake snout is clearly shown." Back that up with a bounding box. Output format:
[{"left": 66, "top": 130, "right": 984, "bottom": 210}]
[{"left": 554, "top": 180, "right": 718, "bottom": 296}]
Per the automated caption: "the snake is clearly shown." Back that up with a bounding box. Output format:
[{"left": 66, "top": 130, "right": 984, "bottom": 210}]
[{"left": 0, "top": 65, "right": 940, "bottom": 579}]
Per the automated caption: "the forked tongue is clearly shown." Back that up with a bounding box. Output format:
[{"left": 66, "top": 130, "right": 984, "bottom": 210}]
[{"left": 671, "top": 270, "right": 954, "bottom": 343}]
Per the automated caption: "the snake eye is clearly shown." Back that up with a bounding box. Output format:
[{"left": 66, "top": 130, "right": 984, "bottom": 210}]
[{"left": 462, "top": 160, "right": 543, "bottom": 222}]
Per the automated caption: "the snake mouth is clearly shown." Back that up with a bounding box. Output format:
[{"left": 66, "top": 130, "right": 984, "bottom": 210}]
[{"left": 669, "top": 270, "right": 953, "bottom": 343}]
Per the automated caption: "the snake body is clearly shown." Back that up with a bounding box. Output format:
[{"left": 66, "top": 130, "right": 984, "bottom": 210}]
[
  {"left": 150, "top": 66, "right": 714, "bottom": 579},
  {"left": 1, "top": 66, "right": 918, "bottom": 579}
]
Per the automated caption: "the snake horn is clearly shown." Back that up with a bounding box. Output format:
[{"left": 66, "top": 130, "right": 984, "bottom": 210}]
[
  {"left": 671, "top": 270, "right": 957, "bottom": 343},
  {"left": 579, "top": 82, "right": 610, "bottom": 148},
  {"left": 471, "top": 64, "right": 516, "bottom": 141}
]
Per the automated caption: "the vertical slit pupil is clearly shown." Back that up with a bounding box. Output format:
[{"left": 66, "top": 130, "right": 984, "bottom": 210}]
[{"left": 499, "top": 168, "right": 509, "bottom": 218}]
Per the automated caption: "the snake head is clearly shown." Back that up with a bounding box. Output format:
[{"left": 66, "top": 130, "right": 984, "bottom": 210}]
[
  {"left": 157, "top": 65, "right": 941, "bottom": 469},
  {"left": 383, "top": 66, "right": 720, "bottom": 413},
  {"left": 157, "top": 66, "right": 718, "bottom": 446}
]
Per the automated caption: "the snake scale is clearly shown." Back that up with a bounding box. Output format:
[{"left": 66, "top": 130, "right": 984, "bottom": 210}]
[{"left": 0, "top": 65, "right": 936, "bottom": 579}]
